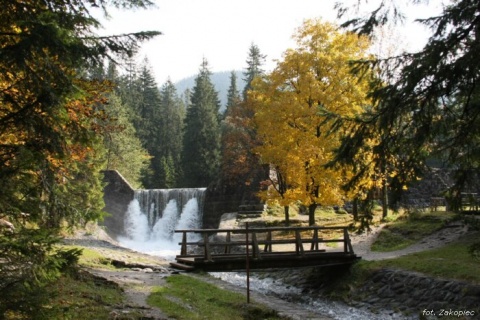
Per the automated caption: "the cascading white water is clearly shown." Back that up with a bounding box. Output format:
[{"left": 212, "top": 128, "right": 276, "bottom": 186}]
[{"left": 117, "top": 188, "right": 206, "bottom": 258}]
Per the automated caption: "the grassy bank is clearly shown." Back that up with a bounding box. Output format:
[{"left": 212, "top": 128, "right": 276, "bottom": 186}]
[
  {"left": 366, "top": 231, "right": 480, "bottom": 284},
  {"left": 2, "top": 269, "right": 134, "bottom": 320},
  {"left": 371, "top": 211, "right": 457, "bottom": 252},
  {"left": 355, "top": 211, "right": 480, "bottom": 285},
  {"left": 148, "top": 274, "right": 283, "bottom": 320},
  {"left": 324, "top": 230, "right": 480, "bottom": 307}
]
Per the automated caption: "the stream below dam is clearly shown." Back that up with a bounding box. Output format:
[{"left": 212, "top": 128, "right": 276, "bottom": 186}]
[{"left": 209, "top": 271, "right": 414, "bottom": 320}]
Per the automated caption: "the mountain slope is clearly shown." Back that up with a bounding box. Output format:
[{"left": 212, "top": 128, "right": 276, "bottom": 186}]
[{"left": 174, "top": 70, "right": 246, "bottom": 113}]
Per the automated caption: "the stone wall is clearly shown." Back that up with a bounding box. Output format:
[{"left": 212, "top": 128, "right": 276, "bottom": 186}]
[
  {"left": 401, "top": 167, "right": 480, "bottom": 209},
  {"left": 401, "top": 168, "right": 453, "bottom": 208},
  {"left": 351, "top": 268, "right": 480, "bottom": 317},
  {"left": 203, "top": 183, "right": 263, "bottom": 229},
  {"left": 100, "top": 170, "right": 248, "bottom": 235},
  {"left": 101, "top": 170, "right": 134, "bottom": 238}
]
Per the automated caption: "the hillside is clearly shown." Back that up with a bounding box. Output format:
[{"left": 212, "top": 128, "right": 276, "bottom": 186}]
[{"left": 174, "top": 70, "right": 246, "bottom": 113}]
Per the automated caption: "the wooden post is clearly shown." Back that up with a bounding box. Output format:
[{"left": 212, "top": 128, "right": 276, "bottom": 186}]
[
  {"left": 295, "top": 230, "right": 304, "bottom": 255},
  {"left": 310, "top": 229, "right": 319, "bottom": 251},
  {"left": 181, "top": 231, "right": 187, "bottom": 255},
  {"left": 224, "top": 231, "right": 231, "bottom": 254},
  {"left": 345, "top": 229, "right": 354, "bottom": 254},
  {"left": 252, "top": 232, "right": 261, "bottom": 259},
  {"left": 343, "top": 228, "right": 348, "bottom": 253},
  {"left": 245, "top": 222, "right": 250, "bottom": 303},
  {"left": 264, "top": 230, "right": 272, "bottom": 252},
  {"left": 203, "top": 233, "right": 212, "bottom": 261}
]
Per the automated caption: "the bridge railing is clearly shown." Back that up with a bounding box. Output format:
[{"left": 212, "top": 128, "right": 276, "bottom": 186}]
[{"left": 174, "top": 226, "right": 354, "bottom": 261}]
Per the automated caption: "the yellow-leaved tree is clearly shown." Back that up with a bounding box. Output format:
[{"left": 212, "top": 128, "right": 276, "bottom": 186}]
[{"left": 250, "top": 19, "right": 375, "bottom": 225}]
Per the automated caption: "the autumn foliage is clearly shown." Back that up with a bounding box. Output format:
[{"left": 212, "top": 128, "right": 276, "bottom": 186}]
[{"left": 249, "top": 20, "right": 375, "bottom": 224}]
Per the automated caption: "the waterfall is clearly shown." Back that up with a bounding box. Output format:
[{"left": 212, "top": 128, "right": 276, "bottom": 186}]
[{"left": 118, "top": 188, "right": 206, "bottom": 258}]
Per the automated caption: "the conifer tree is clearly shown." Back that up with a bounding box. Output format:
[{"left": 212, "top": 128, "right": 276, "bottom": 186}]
[
  {"left": 103, "top": 93, "right": 151, "bottom": 189},
  {"left": 225, "top": 71, "right": 242, "bottom": 115},
  {"left": 181, "top": 59, "right": 222, "bottom": 187},
  {"left": 0, "top": 0, "right": 158, "bottom": 226},
  {"left": 243, "top": 43, "right": 267, "bottom": 99},
  {"left": 334, "top": 0, "right": 480, "bottom": 205},
  {"left": 0, "top": 0, "right": 159, "bottom": 314},
  {"left": 221, "top": 71, "right": 256, "bottom": 186},
  {"left": 135, "top": 59, "right": 162, "bottom": 152},
  {"left": 116, "top": 59, "right": 166, "bottom": 188},
  {"left": 155, "top": 79, "right": 185, "bottom": 188}
]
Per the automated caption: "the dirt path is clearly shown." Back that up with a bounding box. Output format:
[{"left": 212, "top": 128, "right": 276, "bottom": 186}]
[
  {"left": 349, "top": 220, "right": 469, "bottom": 260},
  {"left": 88, "top": 269, "right": 172, "bottom": 319},
  {"left": 65, "top": 226, "right": 173, "bottom": 319}
]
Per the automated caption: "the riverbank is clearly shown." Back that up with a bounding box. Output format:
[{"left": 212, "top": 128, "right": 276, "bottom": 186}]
[
  {"left": 65, "top": 224, "right": 333, "bottom": 319},
  {"left": 64, "top": 214, "right": 480, "bottom": 319},
  {"left": 220, "top": 212, "right": 480, "bottom": 319},
  {"left": 246, "top": 237, "right": 480, "bottom": 319}
]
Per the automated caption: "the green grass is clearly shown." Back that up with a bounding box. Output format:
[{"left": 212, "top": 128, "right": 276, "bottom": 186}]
[
  {"left": 147, "top": 274, "right": 282, "bottom": 320},
  {"left": 0, "top": 270, "right": 142, "bottom": 320},
  {"left": 35, "top": 270, "right": 135, "bottom": 320},
  {"left": 59, "top": 245, "right": 116, "bottom": 269},
  {"left": 371, "top": 211, "right": 457, "bottom": 252},
  {"left": 326, "top": 231, "right": 480, "bottom": 303},
  {"left": 363, "top": 231, "right": 480, "bottom": 284}
]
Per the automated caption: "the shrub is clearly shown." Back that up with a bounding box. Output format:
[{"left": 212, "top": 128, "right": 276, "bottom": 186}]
[{"left": 0, "top": 228, "right": 81, "bottom": 319}]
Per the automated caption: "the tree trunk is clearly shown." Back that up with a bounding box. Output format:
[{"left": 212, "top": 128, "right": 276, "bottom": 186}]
[
  {"left": 352, "top": 198, "right": 359, "bottom": 221},
  {"left": 382, "top": 178, "right": 388, "bottom": 220},
  {"left": 284, "top": 205, "right": 290, "bottom": 226},
  {"left": 308, "top": 204, "right": 316, "bottom": 226}
]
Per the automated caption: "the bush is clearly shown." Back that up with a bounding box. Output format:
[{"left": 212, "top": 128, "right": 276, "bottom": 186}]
[
  {"left": 468, "top": 241, "right": 480, "bottom": 261},
  {"left": 0, "top": 228, "right": 81, "bottom": 319}
]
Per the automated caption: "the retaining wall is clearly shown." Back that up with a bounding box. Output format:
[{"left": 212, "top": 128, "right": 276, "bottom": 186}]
[{"left": 351, "top": 268, "right": 480, "bottom": 317}]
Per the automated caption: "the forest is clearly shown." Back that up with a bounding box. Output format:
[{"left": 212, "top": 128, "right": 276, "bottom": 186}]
[{"left": 1, "top": 0, "right": 480, "bottom": 318}]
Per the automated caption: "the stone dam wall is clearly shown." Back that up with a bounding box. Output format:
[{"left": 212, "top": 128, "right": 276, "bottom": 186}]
[
  {"left": 101, "top": 170, "right": 134, "bottom": 238},
  {"left": 101, "top": 170, "right": 264, "bottom": 235}
]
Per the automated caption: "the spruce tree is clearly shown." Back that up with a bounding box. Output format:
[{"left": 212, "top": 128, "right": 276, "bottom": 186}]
[
  {"left": 0, "top": 0, "right": 159, "bottom": 315},
  {"left": 117, "top": 59, "right": 164, "bottom": 188},
  {"left": 135, "top": 59, "right": 162, "bottom": 152},
  {"left": 181, "top": 59, "right": 222, "bottom": 187},
  {"left": 242, "top": 43, "right": 267, "bottom": 99},
  {"left": 156, "top": 79, "right": 185, "bottom": 188},
  {"left": 225, "top": 71, "right": 242, "bottom": 116},
  {"left": 103, "top": 93, "right": 151, "bottom": 189},
  {"left": 334, "top": 0, "right": 480, "bottom": 199},
  {"left": 219, "top": 51, "right": 266, "bottom": 201}
]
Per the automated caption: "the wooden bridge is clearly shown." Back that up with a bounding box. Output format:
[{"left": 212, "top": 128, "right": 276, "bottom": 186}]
[{"left": 170, "top": 225, "right": 360, "bottom": 271}]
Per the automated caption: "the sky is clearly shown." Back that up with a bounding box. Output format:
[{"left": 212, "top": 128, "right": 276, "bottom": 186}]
[{"left": 96, "top": 0, "right": 439, "bottom": 85}]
